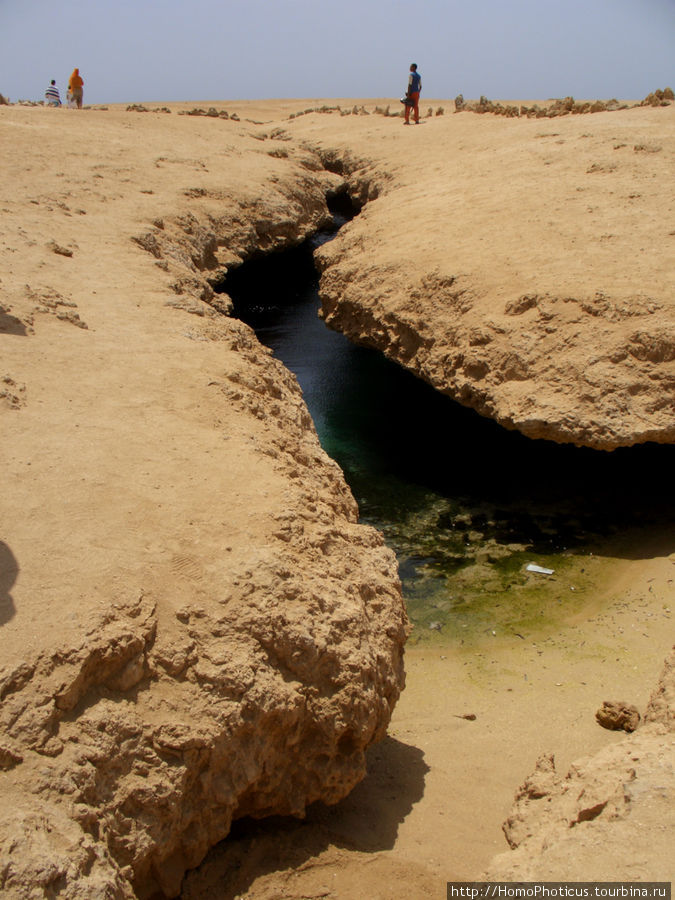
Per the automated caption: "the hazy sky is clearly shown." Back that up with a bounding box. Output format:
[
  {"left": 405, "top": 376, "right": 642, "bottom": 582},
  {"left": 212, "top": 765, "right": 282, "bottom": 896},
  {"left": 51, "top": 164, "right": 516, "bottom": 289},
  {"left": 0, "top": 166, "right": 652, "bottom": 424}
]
[{"left": 1, "top": 0, "right": 673, "bottom": 105}]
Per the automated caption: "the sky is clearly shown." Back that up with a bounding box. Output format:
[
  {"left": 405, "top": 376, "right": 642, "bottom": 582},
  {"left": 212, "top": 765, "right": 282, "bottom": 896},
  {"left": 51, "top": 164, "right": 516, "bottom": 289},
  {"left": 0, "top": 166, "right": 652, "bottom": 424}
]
[{"left": 1, "top": 0, "right": 673, "bottom": 105}]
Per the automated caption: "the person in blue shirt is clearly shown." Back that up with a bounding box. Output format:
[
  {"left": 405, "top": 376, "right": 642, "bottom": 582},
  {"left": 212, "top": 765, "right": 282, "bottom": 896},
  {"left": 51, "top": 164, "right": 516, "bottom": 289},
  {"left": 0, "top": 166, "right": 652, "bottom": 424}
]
[{"left": 404, "top": 63, "right": 421, "bottom": 124}]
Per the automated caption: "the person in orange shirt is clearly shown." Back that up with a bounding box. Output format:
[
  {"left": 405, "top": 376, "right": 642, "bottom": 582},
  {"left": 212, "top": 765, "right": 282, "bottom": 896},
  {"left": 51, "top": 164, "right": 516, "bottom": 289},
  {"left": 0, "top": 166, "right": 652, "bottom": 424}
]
[{"left": 68, "top": 68, "right": 84, "bottom": 108}]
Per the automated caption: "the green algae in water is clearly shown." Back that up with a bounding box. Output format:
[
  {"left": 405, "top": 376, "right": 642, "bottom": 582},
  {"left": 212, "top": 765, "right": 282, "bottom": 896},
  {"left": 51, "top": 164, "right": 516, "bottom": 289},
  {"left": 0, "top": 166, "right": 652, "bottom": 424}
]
[
  {"left": 357, "top": 486, "right": 612, "bottom": 645},
  {"left": 401, "top": 548, "right": 606, "bottom": 645},
  {"left": 222, "top": 219, "right": 675, "bottom": 644}
]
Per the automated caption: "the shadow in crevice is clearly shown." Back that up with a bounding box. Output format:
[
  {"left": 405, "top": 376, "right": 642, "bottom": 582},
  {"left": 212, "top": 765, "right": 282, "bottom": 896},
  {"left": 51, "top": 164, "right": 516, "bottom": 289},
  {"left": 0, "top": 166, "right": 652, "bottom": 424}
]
[
  {"left": 0, "top": 307, "right": 28, "bottom": 336},
  {"left": 219, "top": 196, "right": 674, "bottom": 565},
  {"left": 302, "top": 736, "right": 428, "bottom": 851},
  {"left": 0, "top": 541, "right": 18, "bottom": 625},
  {"left": 179, "top": 736, "right": 428, "bottom": 899}
]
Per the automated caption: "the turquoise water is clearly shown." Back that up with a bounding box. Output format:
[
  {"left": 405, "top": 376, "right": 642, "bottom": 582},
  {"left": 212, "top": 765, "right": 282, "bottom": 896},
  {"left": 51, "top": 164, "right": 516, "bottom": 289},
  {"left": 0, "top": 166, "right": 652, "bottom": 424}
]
[{"left": 222, "top": 218, "right": 675, "bottom": 640}]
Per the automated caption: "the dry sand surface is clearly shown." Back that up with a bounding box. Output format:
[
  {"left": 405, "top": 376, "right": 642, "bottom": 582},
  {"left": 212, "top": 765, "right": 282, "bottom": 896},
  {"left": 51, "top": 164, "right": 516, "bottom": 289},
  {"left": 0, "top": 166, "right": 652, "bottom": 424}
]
[
  {"left": 183, "top": 556, "right": 675, "bottom": 899},
  {"left": 1, "top": 97, "right": 673, "bottom": 897}
]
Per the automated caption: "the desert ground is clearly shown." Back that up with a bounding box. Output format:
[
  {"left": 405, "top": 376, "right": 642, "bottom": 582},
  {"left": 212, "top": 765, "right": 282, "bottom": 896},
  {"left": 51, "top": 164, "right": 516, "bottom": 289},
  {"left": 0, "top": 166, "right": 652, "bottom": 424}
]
[{"left": 0, "top": 95, "right": 673, "bottom": 898}]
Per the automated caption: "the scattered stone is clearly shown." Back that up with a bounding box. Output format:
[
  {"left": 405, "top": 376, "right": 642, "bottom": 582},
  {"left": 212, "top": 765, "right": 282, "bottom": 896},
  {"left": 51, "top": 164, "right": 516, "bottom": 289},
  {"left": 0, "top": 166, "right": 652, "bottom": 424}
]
[
  {"left": 633, "top": 143, "right": 662, "bottom": 153},
  {"left": 55, "top": 310, "right": 88, "bottom": 329},
  {"left": 178, "top": 107, "right": 229, "bottom": 118},
  {"left": 640, "top": 88, "right": 674, "bottom": 107},
  {"left": 505, "top": 294, "right": 539, "bottom": 316},
  {"left": 455, "top": 89, "right": 671, "bottom": 120},
  {"left": 48, "top": 240, "right": 74, "bottom": 257},
  {"left": 0, "top": 376, "right": 26, "bottom": 409},
  {"left": 128, "top": 105, "right": 171, "bottom": 114},
  {"left": 25, "top": 284, "right": 87, "bottom": 328},
  {"left": 290, "top": 105, "right": 341, "bottom": 119},
  {"left": 595, "top": 700, "right": 641, "bottom": 732}
]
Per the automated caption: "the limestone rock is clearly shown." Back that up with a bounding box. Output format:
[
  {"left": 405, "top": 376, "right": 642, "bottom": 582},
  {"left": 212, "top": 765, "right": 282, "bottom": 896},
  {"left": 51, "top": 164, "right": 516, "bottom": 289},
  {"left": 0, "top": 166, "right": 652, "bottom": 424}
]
[
  {"left": 311, "top": 116, "right": 675, "bottom": 449},
  {"left": 644, "top": 644, "right": 675, "bottom": 730},
  {"left": 485, "top": 648, "right": 675, "bottom": 880},
  {"left": 641, "top": 88, "right": 674, "bottom": 107},
  {"left": 0, "top": 439, "right": 407, "bottom": 897},
  {"left": 0, "top": 112, "right": 407, "bottom": 898},
  {"left": 595, "top": 700, "right": 641, "bottom": 732}
]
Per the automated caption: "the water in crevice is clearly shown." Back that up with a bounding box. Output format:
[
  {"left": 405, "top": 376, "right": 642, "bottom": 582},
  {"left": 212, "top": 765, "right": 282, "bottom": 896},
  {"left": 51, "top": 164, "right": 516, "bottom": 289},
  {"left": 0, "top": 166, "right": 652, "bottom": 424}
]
[{"left": 220, "top": 206, "right": 674, "bottom": 642}]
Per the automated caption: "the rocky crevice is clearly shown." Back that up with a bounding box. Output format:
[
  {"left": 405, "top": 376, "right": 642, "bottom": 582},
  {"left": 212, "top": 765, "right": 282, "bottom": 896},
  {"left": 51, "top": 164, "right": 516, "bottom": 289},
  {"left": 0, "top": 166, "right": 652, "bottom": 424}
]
[
  {"left": 316, "top": 259, "right": 675, "bottom": 448},
  {"left": 0, "top": 335, "right": 408, "bottom": 896},
  {"left": 132, "top": 164, "right": 340, "bottom": 319},
  {"left": 132, "top": 139, "right": 675, "bottom": 450},
  {"left": 304, "top": 142, "right": 675, "bottom": 450},
  {"left": 1, "top": 152, "right": 408, "bottom": 898}
]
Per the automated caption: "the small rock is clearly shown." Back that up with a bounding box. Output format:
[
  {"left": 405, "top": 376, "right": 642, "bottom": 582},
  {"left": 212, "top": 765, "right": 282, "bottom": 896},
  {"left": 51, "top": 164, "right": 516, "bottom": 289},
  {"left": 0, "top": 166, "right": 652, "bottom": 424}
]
[
  {"left": 49, "top": 241, "right": 74, "bottom": 257},
  {"left": 0, "top": 745, "right": 23, "bottom": 770},
  {"left": 595, "top": 700, "right": 641, "bottom": 732}
]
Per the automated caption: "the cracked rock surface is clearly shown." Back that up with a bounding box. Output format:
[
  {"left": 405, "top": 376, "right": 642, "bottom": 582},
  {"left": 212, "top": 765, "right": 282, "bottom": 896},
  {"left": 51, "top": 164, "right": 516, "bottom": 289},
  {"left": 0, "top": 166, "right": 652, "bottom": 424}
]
[
  {"left": 286, "top": 103, "right": 675, "bottom": 449},
  {"left": 0, "top": 101, "right": 407, "bottom": 898}
]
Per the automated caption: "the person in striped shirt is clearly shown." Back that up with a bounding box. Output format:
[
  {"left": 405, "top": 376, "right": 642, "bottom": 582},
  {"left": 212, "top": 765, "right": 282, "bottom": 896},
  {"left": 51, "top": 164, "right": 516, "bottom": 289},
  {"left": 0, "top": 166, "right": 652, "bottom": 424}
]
[{"left": 45, "top": 80, "right": 61, "bottom": 107}]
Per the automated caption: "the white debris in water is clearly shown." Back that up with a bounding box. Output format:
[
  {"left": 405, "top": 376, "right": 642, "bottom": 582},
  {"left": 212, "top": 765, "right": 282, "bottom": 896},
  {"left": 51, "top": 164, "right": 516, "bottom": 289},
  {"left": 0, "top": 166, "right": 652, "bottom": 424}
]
[{"left": 526, "top": 563, "right": 555, "bottom": 575}]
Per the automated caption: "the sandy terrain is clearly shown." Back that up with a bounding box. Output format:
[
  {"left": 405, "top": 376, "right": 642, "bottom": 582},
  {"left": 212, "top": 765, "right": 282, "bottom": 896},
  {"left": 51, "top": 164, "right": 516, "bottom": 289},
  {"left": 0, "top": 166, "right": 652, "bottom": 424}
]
[
  {"left": 183, "top": 553, "right": 674, "bottom": 898},
  {"left": 1, "top": 97, "right": 673, "bottom": 897}
]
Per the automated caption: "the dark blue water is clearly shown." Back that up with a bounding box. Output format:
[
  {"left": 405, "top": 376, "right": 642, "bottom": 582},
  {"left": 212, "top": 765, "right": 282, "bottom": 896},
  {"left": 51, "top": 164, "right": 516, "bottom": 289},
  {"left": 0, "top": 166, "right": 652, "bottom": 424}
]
[{"left": 221, "top": 216, "right": 675, "bottom": 638}]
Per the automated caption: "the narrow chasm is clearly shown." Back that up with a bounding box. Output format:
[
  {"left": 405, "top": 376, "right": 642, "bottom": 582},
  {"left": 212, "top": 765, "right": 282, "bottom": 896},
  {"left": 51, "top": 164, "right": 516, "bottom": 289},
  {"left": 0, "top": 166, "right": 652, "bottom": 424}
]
[{"left": 217, "top": 193, "right": 675, "bottom": 644}]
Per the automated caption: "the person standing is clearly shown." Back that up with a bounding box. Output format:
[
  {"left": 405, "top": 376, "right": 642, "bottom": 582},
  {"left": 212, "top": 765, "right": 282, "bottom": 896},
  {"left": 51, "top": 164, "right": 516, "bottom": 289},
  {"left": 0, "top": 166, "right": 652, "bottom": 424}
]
[
  {"left": 45, "top": 80, "right": 61, "bottom": 106},
  {"left": 68, "top": 68, "right": 84, "bottom": 108},
  {"left": 404, "top": 63, "right": 421, "bottom": 125}
]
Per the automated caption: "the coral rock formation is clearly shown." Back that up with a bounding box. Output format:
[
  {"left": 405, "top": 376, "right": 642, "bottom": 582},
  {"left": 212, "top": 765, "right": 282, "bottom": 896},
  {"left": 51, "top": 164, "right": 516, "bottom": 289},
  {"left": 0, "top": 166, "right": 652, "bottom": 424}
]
[
  {"left": 0, "top": 353, "right": 408, "bottom": 897},
  {"left": 305, "top": 107, "right": 675, "bottom": 449},
  {"left": 485, "top": 647, "right": 675, "bottom": 880},
  {"left": 595, "top": 699, "right": 641, "bottom": 732},
  {"left": 0, "top": 103, "right": 408, "bottom": 898}
]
